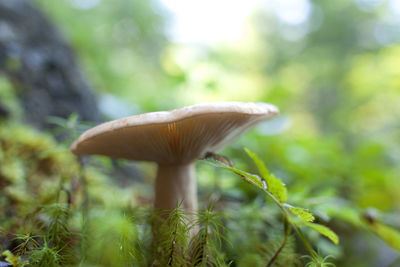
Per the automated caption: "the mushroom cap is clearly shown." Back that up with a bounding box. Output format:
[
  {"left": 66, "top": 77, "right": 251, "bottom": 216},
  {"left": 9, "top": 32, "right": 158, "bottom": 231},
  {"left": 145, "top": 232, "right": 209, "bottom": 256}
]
[{"left": 70, "top": 102, "right": 279, "bottom": 164}]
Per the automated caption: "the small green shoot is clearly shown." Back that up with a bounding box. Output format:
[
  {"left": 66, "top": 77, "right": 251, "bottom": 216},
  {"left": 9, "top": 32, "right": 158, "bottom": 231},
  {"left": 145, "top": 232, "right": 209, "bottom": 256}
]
[
  {"left": 303, "top": 254, "right": 336, "bottom": 267},
  {"left": 190, "top": 203, "right": 227, "bottom": 267}
]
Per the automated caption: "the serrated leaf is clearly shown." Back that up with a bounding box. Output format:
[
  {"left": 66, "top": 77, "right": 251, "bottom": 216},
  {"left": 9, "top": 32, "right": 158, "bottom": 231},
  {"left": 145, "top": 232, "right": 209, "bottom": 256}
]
[
  {"left": 244, "top": 148, "right": 270, "bottom": 177},
  {"left": 244, "top": 148, "right": 287, "bottom": 203},
  {"left": 267, "top": 174, "right": 288, "bottom": 203},
  {"left": 368, "top": 221, "right": 400, "bottom": 251},
  {"left": 284, "top": 204, "right": 315, "bottom": 222},
  {"left": 204, "top": 159, "right": 265, "bottom": 191},
  {"left": 305, "top": 223, "right": 339, "bottom": 245}
]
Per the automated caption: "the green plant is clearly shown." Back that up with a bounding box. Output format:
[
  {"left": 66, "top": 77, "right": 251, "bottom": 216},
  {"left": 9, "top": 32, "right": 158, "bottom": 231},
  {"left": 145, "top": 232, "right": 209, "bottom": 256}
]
[
  {"left": 303, "top": 254, "right": 335, "bottom": 267},
  {"left": 189, "top": 203, "right": 226, "bottom": 266},
  {"left": 205, "top": 148, "right": 339, "bottom": 266},
  {"left": 150, "top": 202, "right": 226, "bottom": 267},
  {"left": 2, "top": 119, "right": 400, "bottom": 266}
]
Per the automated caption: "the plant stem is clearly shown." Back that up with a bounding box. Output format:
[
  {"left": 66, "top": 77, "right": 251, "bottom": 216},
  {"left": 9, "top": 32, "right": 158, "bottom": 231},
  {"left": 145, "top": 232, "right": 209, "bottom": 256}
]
[
  {"left": 266, "top": 217, "right": 290, "bottom": 267},
  {"left": 293, "top": 225, "right": 318, "bottom": 261}
]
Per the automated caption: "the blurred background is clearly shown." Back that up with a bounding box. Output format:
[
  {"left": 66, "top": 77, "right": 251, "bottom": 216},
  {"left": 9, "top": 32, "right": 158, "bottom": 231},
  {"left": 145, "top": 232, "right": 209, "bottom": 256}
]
[{"left": 0, "top": 0, "right": 400, "bottom": 266}]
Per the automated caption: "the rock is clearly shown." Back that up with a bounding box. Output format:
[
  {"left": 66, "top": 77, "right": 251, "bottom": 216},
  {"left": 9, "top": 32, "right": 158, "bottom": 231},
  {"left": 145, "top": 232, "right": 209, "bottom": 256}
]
[{"left": 0, "top": 0, "right": 100, "bottom": 128}]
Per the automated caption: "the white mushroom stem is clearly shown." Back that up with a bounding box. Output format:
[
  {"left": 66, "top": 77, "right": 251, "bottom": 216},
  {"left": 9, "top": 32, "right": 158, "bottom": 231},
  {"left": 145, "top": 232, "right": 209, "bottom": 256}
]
[{"left": 154, "top": 163, "right": 197, "bottom": 216}]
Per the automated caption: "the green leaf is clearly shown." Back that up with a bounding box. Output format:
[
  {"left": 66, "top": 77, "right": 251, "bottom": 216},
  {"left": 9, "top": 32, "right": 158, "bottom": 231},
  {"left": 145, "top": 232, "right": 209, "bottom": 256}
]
[
  {"left": 284, "top": 204, "right": 315, "bottom": 222},
  {"left": 305, "top": 223, "right": 339, "bottom": 245},
  {"left": 244, "top": 148, "right": 270, "bottom": 177},
  {"left": 368, "top": 221, "right": 400, "bottom": 251},
  {"left": 244, "top": 148, "right": 288, "bottom": 203},
  {"left": 266, "top": 174, "right": 288, "bottom": 203},
  {"left": 204, "top": 159, "right": 265, "bottom": 191}
]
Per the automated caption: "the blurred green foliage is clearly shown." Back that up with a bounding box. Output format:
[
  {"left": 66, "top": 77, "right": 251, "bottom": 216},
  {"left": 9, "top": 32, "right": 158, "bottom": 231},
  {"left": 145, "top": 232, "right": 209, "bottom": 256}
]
[{"left": 1, "top": 0, "right": 400, "bottom": 266}]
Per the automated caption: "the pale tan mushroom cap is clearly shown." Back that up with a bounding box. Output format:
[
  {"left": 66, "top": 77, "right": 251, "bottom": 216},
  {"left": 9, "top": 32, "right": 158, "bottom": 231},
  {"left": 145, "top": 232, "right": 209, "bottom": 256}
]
[{"left": 70, "top": 102, "right": 279, "bottom": 164}]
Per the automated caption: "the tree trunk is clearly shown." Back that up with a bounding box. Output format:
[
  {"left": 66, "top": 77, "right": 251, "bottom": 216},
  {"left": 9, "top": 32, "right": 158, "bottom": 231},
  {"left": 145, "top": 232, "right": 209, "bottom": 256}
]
[{"left": 0, "top": 0, "right": 100, "bottom": 128}]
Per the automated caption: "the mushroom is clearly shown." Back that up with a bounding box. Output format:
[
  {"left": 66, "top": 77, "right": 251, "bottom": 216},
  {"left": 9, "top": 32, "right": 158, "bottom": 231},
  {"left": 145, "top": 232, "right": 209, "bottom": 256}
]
[{"left": 70, "top": 102, "right": 278, "bottom": 219}]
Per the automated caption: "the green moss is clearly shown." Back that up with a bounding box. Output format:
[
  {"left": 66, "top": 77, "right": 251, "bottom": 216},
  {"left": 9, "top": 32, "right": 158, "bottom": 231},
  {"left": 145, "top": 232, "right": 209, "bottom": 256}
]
[{"left": 0, "top": 122, "right": 79, "bottom": 219}]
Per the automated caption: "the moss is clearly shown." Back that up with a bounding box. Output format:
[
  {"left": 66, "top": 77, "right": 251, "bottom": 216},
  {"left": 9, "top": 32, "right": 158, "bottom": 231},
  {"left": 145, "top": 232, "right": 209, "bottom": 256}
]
[{"left": 0, "top": 122, "right": 79, "bottom": 220}]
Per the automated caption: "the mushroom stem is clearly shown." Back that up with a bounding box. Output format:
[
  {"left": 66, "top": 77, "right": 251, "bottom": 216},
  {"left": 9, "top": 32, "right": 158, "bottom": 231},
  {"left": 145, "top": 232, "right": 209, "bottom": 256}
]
[{"left": 154, "top": 163, "right": 197, "bottom": 216}]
